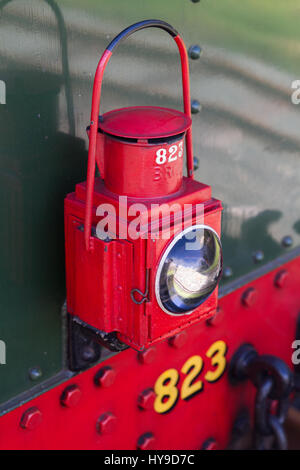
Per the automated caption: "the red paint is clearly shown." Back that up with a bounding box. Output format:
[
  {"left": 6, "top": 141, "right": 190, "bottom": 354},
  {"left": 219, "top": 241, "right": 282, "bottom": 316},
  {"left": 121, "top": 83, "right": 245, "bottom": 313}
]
[
  {"left": 138, "top": 348, "right": 157, "bottom": 365},
  {"left": 0, "top": 255, "right": 299, "bottom": 450},
  {"left": 60, "top": 385, "right": 82, "bottom": 408},
  {"left": 206, "top": 306, "right": 224, "bottom": 327},
  {"left": 20, "top": 408, "right": 42, "bottom": 431},
  {"left": 241, "top": 287, "right": 258, "bottom": 308},
  {"left": 137, "top": 432, "right": 156, "bottom": 450},
  {"left": 98, "top": 106, "right": 191, "bottom": 140},
  {"left": 97, "top": 413, "right": 117, "bottom": 434},
  {"left": 65, "top": 177, "right": 222, "bottom": 350},
  {"left": 274, "top": 269, "right": 289, "bottom": 288},
  {"left": 168, "top": 331, "right": 188, "bottom": 349},
  {"left": 94, "top": 366, "right": 116, "bottom": 388},
  {"left": 138, "top": 389, "right": 156, "bottom": 411}
]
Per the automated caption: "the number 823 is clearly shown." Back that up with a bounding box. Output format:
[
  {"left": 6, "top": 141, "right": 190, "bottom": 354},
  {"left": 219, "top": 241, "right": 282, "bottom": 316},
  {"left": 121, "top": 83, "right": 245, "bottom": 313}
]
[{"left": 153, "top": 340, "right": 227, "bottom": 414}]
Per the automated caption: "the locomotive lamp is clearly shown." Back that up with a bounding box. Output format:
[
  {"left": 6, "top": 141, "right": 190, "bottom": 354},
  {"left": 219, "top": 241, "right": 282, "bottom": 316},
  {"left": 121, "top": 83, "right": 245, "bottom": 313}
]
[{"left": 64, "top": 20, "right": 223, "bottom": 351}]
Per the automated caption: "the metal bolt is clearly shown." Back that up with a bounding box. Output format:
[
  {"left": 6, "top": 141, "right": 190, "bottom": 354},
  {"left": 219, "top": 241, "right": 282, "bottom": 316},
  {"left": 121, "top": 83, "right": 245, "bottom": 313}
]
[
  {"left": 94, "top": 366, "right": 116, "bottom": 388},
  {"left": 28, "top": 366, "right": 42, "bottom": 381},
  {"left": 188, "top": 45, "right": 202, "bottom": 60},
  {"left": 137, "top": 432, "right": 155, "bottom": 450},
  {"left": 168, "top": 331, "right": 188, "bottom": 349},
  {"left": 97, "top": 412, "right": 117, "bottom": 434},
  {"left": 138, "top": 347, "right": 156, "bottom": 365},
  {"left": 274, "top": 269, "right": 289, "bottom": 288},
  {"left": 223, "top": 266, "right": 233, "bottom": 279},
  {"left": 20, "top": 407, "right": 42, "bottom": 430},
  {"left": 206, "top": 306, "right": 224, "bottom": 327},
  {"left": 242, "top": 287, "right": 257, "bottom": 307},
  {"left": 193, "top": 156, "right": 199, "bottom": 171},
  {"left": 60, "top": 384, "right": 82, "bottom": 408},
  {"left": 81, "top": 345, "right": 97, "bottom": 362},
  {"left": 202, "top": 438, "right": 218, "bottom": 450},
  {"left": 191, "top": 99, "right": 202, "bottom": 114},
  {"left": 138, "top": 388, "right": 156, "bottom": 411},
  {"left": 252, "top": 250, "right": 264, "bottom": 263},
  {"left": 282, "top": 235, "right": 293, "bottom": 248}
]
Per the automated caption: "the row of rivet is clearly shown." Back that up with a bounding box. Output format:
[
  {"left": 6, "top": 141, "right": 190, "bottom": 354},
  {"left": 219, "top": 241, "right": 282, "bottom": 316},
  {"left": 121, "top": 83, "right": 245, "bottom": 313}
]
[{"left": 223, "top": 237, "right": 293, "bottom": 279}]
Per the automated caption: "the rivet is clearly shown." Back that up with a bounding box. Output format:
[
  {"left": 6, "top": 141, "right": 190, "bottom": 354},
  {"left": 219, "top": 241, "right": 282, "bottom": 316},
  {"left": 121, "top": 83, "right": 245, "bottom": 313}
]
[
  {"left": 282, "top": 235, "right": 293, "bottom": 248},
  {"left": 252, "top": 250, "right": 264, "bottom": 263},
  {"left": 188, "top": 45, "right": 202, "bottom": 60},
  {"left": 241, "top": 287, "right": 257, "bottom": 307},
  {"left": 138, "top": 347, "right": 156, "bottom": 365},
  {"left": 201, "top": 438, "right": 218, "bottom": 450},
  {"left": 190, "top": 0, "right": 200, "bottom": 3},
  {"left": 94, "top": 366, "right": 116, "bottom": 388},
  {"left": 28, "top": 366, "right": 42, "bottom": 381},
  {"left": 274, "top": 269, "right": 289, "bottom": 288},
  {"left": 191, "top": 99, "right": 202, "bottom": 114},
  {"left": 138, "top": 388, "right": 156, "bottom": 411},
  {"left": 137, "top": 432, "right": 155, "bottom": 450},
  {"left": 20, "top": 407, "right": 42, "bottom": 430},
  {"left": 223, "top": 266, "right": 233, "bottom": 279},
  {"left": 60, "top": 384, "right": 82, "bottom": 408},
  {"left": 81, "top": 345, "right": 97, "bottom": 362},
  {"left": 206, "top": 306, "right": 224, "bottom": 327},
  {"left": 97, "top": 412, "right": 117, "bottom": 434},
  {"left": 168, "top": 331, "right": 188, "bottom": 349},
  {"left": 193, "top": 156, "right": 199, "bottom": 171}
]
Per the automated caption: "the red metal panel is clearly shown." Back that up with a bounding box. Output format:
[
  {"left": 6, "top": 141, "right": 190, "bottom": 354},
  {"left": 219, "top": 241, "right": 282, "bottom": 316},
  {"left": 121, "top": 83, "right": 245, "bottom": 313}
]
[{"left": 0, "top": 256, "right": 298, "bottom": 450}]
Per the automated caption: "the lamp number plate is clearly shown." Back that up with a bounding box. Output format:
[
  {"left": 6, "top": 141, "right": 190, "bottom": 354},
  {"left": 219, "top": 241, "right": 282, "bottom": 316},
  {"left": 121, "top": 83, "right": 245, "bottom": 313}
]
[
  {"left": 153, "top": 340, "right": 227, "bottom": 414},
  {"left": 155, "top": 141, "right": 183, "bottom": 165}
]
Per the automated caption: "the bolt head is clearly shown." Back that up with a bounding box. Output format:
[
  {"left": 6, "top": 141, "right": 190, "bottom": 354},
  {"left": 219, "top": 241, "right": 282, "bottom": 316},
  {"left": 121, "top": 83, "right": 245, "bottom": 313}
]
[
  {"left": 274, "top": 269, "right": 289, "bottom": 288},
  {"left": 138, "top": 347, "right": 156, "bottom": 365},
  {"left": 188, "top": 45, "right": 202, "bottom": 60},
  {"left": 223, "top": 266, "right": 233, "bottom": 279},
  {"left": 60, "top": 384, "right": 82, "bottom": 408},
  {"left": 168, "top": 331, "right": 188, "bottom": 349},
  {"left": 282, "top": 235, "right": 293, "bottom": 247},
  {"left": 94, "top": 366, "right": 116, "bottom": 387},
  {"left": 191, "top": 99, "right": 202, "bottom": 114},
  {"left": 252, "top": 250, "right": 264, "bottom": 263},
  {"left": 97, "top": 412, "right": 117, "bottom": 434},
  {"left": 138, "top": 388, "right": 156, "bottom": 411},
  {"left": 137, "top": 432, "right": 155, "bottom": 450},
  {"left": 193, "top": 156, "right": 199, "bottom": 171},
  {"left": 202, "top": 438, "right": 218, "bottom": 450},
  {"left": 28, "top": 366, "right": 42, "bottom": 381},
  {"left": 242, "top": 287, "right": 257, "bottom": 307},
  {"left": 20, "top": 407, "right": 42, "bottom": 430}
]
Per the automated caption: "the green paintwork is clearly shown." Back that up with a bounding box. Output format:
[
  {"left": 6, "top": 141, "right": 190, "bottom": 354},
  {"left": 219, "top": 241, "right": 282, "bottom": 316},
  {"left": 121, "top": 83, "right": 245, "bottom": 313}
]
[{"left": 0, "top": 0, "right": 299, "bottom": 404}]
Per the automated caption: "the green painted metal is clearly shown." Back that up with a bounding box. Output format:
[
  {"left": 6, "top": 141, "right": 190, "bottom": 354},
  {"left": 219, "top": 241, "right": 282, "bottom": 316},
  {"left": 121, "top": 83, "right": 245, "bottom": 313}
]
[{"left": 0, "top": 0, "right": 299, "bottom": 404}]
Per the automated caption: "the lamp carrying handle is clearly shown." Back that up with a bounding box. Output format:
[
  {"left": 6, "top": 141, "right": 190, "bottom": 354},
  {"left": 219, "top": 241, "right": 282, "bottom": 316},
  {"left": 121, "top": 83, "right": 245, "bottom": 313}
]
[{"left": 85, "top": 19, "right": 193, "bottom": 251}]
